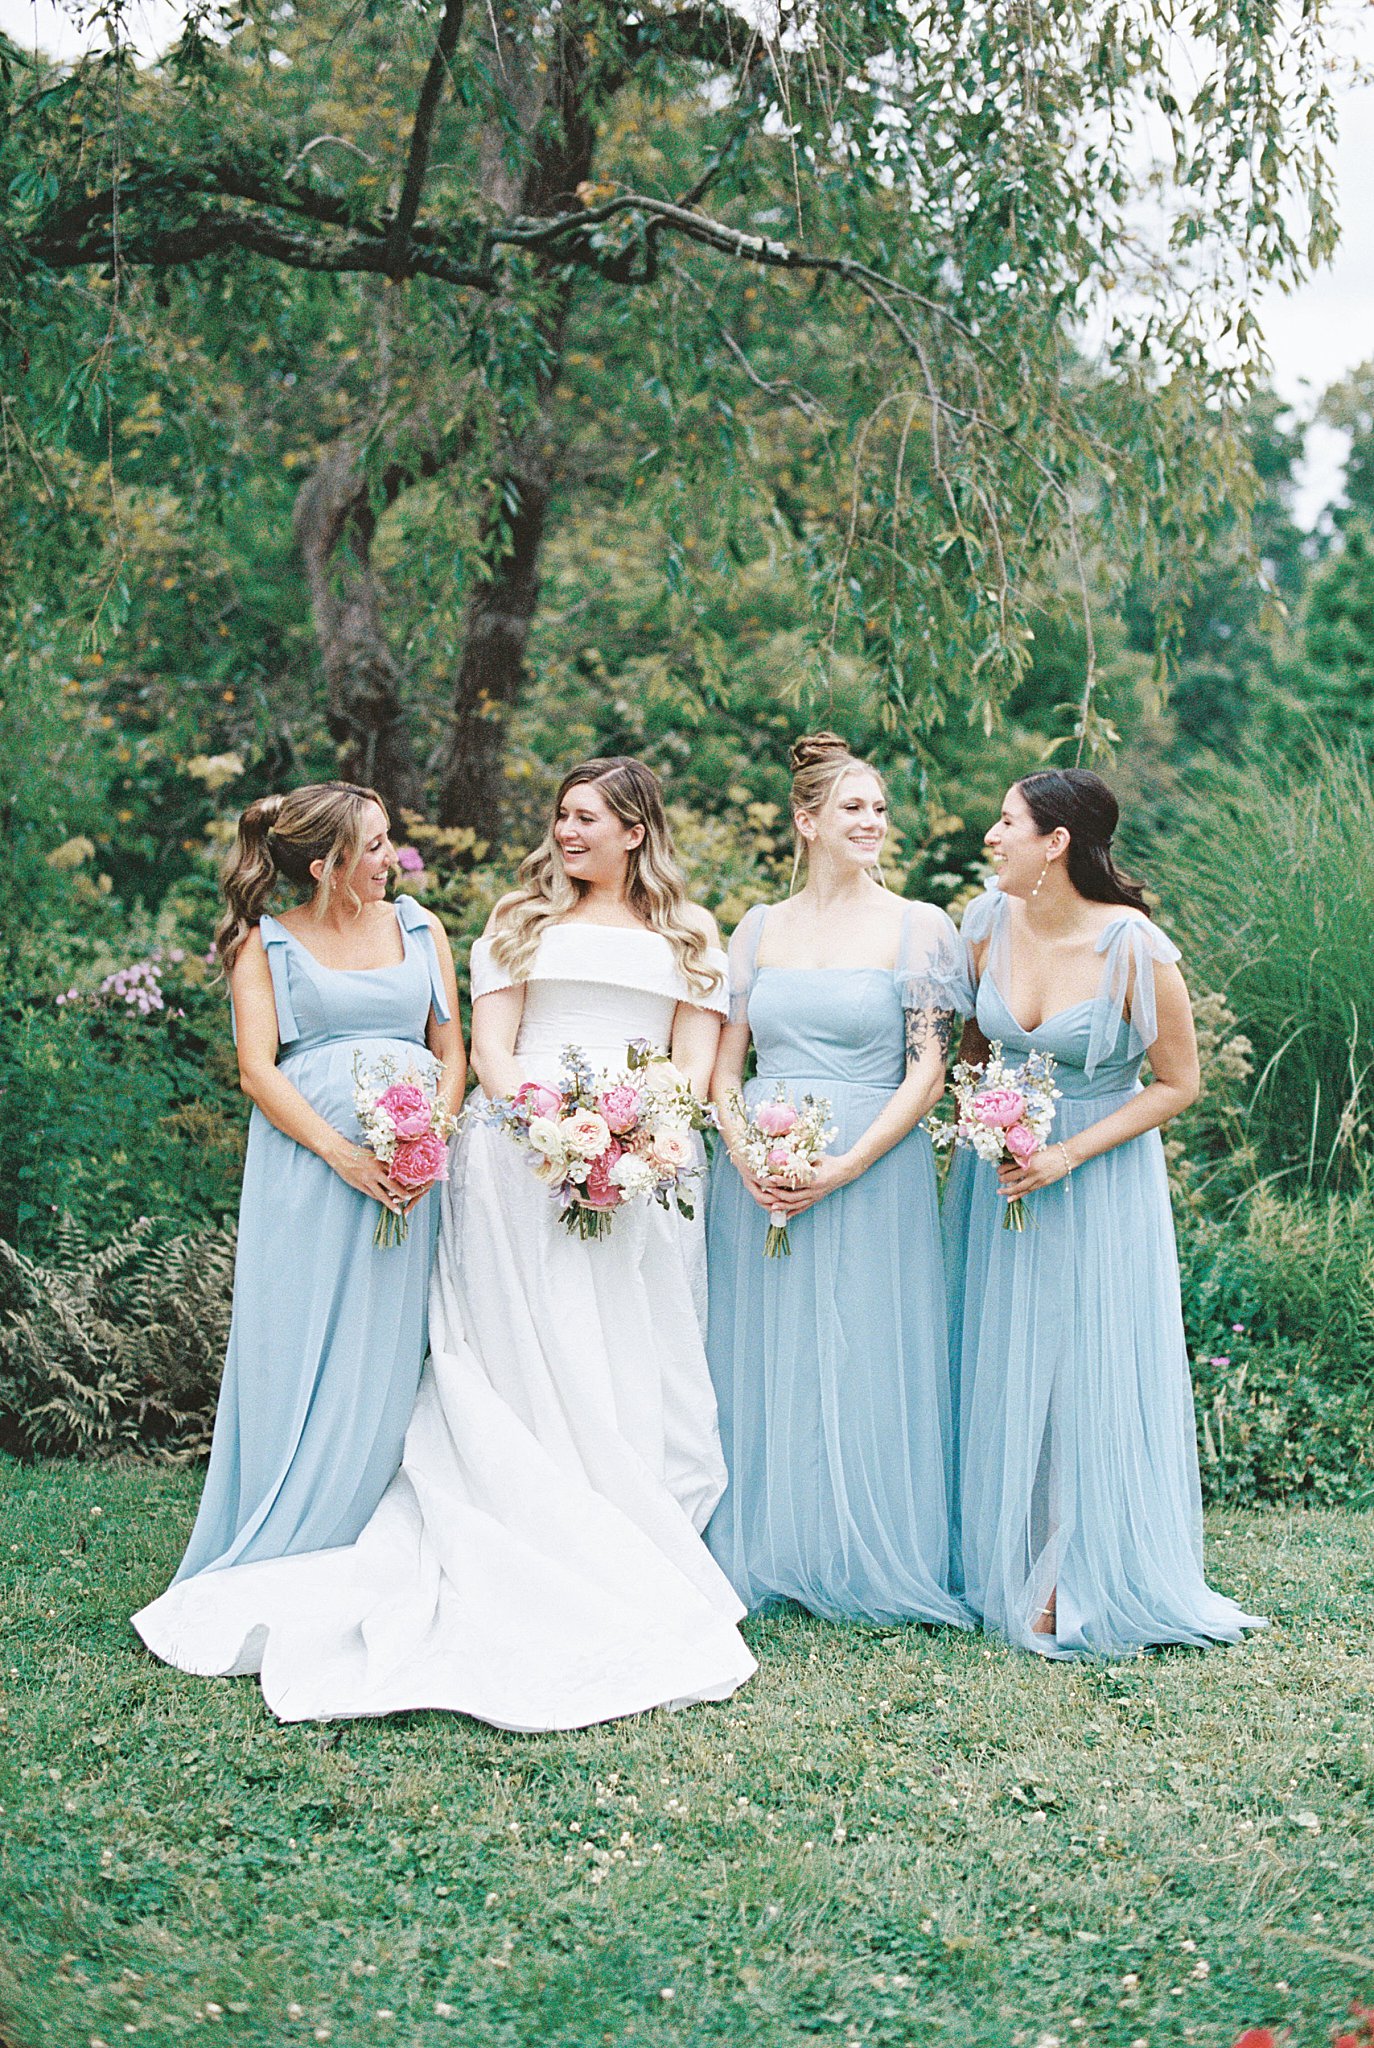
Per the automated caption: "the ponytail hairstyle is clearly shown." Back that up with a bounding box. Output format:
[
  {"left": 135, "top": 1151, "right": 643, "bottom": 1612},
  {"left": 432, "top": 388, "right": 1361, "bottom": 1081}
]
[
  {"left": 1014, "top": 768, "right": 1151, "bottom": 914},
  {"left": 215, "top": 781, "right": 388, "bottom": 969},
  {"left": 489, "top": 756, "right": 716, "bottom": 997},
  {"left": 788, "top": 730, "right": 887, "bottom": 888}
]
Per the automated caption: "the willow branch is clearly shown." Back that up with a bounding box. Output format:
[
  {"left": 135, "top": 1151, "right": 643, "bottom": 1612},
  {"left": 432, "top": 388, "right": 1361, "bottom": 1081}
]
[{"left": 385, "top": 0, "right": 468, "bottom": 277}]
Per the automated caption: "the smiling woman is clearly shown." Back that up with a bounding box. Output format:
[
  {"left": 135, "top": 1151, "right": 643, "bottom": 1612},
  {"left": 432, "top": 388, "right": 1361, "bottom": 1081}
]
[
  {"left": 133, "top": 781, "right": 465, "bottom": 1631},
  {"left": 946, "top": 768, "right": 1265, "bottom": 1660}
]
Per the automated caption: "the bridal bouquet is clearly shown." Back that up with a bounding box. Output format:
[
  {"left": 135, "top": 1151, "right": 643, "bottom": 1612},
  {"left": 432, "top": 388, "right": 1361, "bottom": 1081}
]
[
  {"left": 727, "top": 1085, "right": 838, "bottom": 1258},
  {"left": 490, "top": 1041, "right": 714, "bottom": 1241},
  {"left": 928, "top": 1041, "right": 1061, "bottom": 1231},
  {"left": 352, "top": 1053, "right": 460, "bottom": 1247}
]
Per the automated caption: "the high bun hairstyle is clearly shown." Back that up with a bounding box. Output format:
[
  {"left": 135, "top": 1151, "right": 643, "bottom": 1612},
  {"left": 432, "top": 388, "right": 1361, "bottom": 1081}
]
[
  {"left": 788, "top": 730, "right": 885, "bottom": 878},
  {"left": 215, "top": 781, "right": 388, "bottom": 969},
  {"left": 1015, "top": 768, "right": 1151, "bottom": 915}
]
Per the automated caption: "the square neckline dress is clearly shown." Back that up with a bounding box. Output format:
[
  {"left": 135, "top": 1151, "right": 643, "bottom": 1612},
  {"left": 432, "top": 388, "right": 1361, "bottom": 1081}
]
[{"left": 704, "top": 898, "right": 974, "bottom": 1626}]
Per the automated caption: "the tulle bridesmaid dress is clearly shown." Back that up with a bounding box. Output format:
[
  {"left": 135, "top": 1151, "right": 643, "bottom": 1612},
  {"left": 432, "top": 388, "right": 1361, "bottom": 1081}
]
[
  {"left": 157, "top": 896, "right": 448, "bottom": 1584},
  {"left": 945, "top": 881, "right": 1266, "bottom": 1659},
  {"left": 704, "top": 900, "right": 972, "bottom": 1627}
]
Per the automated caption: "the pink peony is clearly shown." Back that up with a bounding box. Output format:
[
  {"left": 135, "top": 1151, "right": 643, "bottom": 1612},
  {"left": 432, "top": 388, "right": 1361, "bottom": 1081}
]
[
  {"left": 376, "top": 1081, "right": 432, "bottom": 1139},
  {"left": 755, "top": 1099, "right": 799, "bottom": 1137},
  {"left": 597, "top": 1081, "right": 644, "bottom": 1135},
  {"left": 513, "top": 1079, "right": 564, "bottom": 1122},
  {"left": 972, "top": 1086, "right": 1027, "bottom": 1129},
  {"left": 765, "top": 1143, "right": 794, "bottom": 1172},
  {"left": 390, "top": 1131, "right": 450, "bottom": 1189},
  {"left": 582, "top": 1143, "right": 625, "bottom": 1210},
  {"left": 1004, "top": 1123, "right": 1038, "bottom": 1162}
]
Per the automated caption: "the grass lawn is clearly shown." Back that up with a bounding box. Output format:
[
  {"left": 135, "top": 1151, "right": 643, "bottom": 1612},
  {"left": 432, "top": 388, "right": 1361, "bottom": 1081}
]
[{"left": 1, "top": 1458, "right": 1372, "bottom": 2048}]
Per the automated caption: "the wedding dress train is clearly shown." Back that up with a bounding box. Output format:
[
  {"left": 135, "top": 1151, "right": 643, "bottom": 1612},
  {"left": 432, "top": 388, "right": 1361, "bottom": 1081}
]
[{"left": 134, "top": 923, "right": 756, "bottom": 1726}]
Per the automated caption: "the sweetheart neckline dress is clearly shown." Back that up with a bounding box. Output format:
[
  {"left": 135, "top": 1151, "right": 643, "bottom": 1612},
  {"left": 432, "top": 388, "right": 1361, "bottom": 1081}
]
[{"left": 945, "top": 881, "right": 1266, "bottom": 1659}]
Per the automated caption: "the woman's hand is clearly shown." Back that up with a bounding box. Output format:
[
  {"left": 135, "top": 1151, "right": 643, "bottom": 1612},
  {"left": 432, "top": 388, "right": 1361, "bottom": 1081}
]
[
  {"left": 728, "top": 1153, "right": 782, "bottom": 1215},
  {"left": 996, "top": 1144, "right": 1072, "bottom": 1202},
  {"left": 763, "top": 1152, "right": 858, "bottom": 1218},
  {"left": 326, "top": 1137, "right": 408, "bottom": 1213}
]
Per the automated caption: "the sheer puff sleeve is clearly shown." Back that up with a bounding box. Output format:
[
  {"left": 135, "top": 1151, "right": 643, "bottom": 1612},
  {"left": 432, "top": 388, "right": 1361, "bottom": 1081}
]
[
  {"left": 725, "top": 904, "right": 767, "bottom": 1026},
  {"left": 898, "top": 900, "right": 973, "bottom": 1019},
  {"left": 1085, "top": 915, "right": 1182, "bottom": 1077}
]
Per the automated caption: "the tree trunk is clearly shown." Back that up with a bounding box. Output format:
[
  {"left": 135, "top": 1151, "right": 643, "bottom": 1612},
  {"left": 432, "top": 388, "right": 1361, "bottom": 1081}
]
[
  {"left": 435, "top": 24, "right": 596, "bottom": 839},
  {"left": 293, "top": 443, "right": 425, "bottom": 821}
]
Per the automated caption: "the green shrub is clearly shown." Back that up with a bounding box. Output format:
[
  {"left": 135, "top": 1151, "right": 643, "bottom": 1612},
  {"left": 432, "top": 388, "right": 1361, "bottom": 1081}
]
[
  {"left": 1178, "top": 1189, "right": 1374, "bottom": 1505},
  {"left": 1154, "top": 737, "right": 1374, "bottom": 1190},
  {"left": 0, "top": 1216, "right": 234, "bottom": 1460},
  {"left": 0, "top": 930, "right": 246, "bottom": 1248}
]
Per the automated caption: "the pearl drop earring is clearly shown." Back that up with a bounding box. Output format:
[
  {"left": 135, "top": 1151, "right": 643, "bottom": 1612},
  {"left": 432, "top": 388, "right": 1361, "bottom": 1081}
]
[{"left": 1030, "top": 854, "right": 1052, "bottom": 900}]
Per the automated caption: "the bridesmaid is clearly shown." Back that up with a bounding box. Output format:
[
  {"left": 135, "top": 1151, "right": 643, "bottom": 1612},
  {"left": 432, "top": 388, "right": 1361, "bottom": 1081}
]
[
  {"left": 157, "top": 783, "right": 464, "bottom": 1585},
  {"left": 706, "top": 732, "right": 971, "bottom": 1627},
  {"left": 946, "top": 768, "right": 1264, "bottom": 1658}
]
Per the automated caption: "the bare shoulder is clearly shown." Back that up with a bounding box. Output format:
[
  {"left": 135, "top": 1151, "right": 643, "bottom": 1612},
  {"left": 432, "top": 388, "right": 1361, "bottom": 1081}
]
[
  {"left": 229, "top": 926, "right": 268, "bottom": 979},
  {"left": 682, "top": 900, "right": 722, "bottom": 947},
  {"left": 1091, "top": 902, "right": 1151, "bottom": 930}
]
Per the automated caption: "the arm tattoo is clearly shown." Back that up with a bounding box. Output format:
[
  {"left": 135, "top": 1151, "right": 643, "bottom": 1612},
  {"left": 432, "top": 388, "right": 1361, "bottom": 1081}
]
[{"left": 905, "top": 1005, "right": 955, "bottom": 1068}]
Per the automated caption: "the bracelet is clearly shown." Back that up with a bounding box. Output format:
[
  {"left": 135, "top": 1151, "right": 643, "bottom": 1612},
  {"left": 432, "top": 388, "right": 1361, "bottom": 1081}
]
[{"left": 1057, "top": 1142, "right": 1074, "bottom": 1178}]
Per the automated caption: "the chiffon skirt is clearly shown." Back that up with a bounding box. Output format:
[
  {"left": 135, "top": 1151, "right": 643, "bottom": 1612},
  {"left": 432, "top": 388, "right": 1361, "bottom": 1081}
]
[
  {"left": 944, "top": 1089, "right": 1265, "bottom": 1658},
  {"left": 705, "top": 1079, "right": 971, "bottom": 1627},
  {"left": 134, "top": 1114, "right": 755, "bottom": 1728},
  {"left": 172, "top": 1041, "right": 440, "bottom": 1582}
]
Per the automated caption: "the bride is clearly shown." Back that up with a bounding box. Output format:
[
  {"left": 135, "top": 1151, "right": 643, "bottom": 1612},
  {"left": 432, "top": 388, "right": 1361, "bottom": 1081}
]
[{"left": 135, "top": 756, "right": 756, "bottom": 1727}]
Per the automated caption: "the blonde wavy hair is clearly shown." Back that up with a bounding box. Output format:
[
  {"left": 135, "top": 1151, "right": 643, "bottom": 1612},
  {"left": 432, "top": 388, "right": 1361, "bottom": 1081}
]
[
  {"left": 216, "top": 781, "right": 388, "bottom": 970},
  {"left": 490, "top": 757, "right": 716, "bottom": 996}
]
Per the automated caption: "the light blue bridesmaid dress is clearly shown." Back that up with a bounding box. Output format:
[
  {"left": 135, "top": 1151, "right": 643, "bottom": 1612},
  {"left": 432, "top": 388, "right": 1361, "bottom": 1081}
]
[
  {"left": 172, "top": 896, "right": 448, "bottom": 1583},
  {"left": 704, "top": 900, "right": 972, "bottom": 1627},
  {"left": 945, "top": 882, "right": 1265, "bottom": 1658}
]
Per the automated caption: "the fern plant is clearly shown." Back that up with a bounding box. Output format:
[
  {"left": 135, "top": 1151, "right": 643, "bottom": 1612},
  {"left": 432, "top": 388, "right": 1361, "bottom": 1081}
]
[{"left": 0, "top": 1216, "right": 234, "bottom": 1459}]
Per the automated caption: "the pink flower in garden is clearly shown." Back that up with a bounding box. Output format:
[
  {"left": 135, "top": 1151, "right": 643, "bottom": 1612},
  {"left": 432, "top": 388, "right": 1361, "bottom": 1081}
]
[
  {"left": 972, "top": 1087, "right": 1027, "bottom": 1129},
  {"left": 755, "top": 1099, "right": 799, "bottom": 1137},
  {"left": 513, "top": 1080, "right": 564, "bottom": 1121},
  {"left": 1004, "top": 1123, "right": 1038, "bottom": 1162},
  {"left": 583, "top": 1144, "right": 625, "bottom": 1210},
  {"left": 389, "top": 1132, "right": 450, "bottom": 1189},
  {"left": 396, "top": 846, "right": 425, "bottom": 874},
  {"left": 597, "top": 1081, "right": 644, "bottom": 1135},
  {"left": 1210, "top": 1355, "right": 1231, "bottom": 1368},
  {"left": 376, "top": 1081, "right": 432, "bottom": 1139}
]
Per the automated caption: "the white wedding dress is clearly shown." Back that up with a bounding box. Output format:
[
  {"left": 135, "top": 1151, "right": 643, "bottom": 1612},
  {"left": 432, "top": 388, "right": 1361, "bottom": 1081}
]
[{"left": 134, "top": 924, "right": 756, "bottom": 1727}]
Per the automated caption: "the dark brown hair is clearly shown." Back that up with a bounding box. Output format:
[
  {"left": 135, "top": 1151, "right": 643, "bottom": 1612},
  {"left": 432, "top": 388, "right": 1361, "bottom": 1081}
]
[{"left": 1015, "top": 768, "right": 1150, "bottom": 914}]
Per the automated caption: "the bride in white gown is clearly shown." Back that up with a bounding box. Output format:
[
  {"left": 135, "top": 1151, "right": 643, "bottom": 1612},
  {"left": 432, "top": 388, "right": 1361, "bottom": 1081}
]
[{"left": 135, "top": 757, "right": 756, "bottom": 1727}]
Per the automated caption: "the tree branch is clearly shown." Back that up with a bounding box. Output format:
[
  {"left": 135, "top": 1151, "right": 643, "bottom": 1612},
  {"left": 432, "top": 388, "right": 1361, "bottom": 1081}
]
[{"left": 385, "top": 0, "right": 468, "bottom": 277}]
